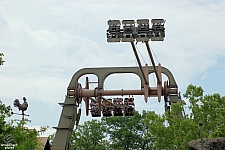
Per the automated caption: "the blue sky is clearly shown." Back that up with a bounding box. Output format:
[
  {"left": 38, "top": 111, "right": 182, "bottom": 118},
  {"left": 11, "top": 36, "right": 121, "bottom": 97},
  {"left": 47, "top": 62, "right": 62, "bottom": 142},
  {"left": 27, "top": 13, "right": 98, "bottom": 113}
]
[{"left": 0, "top": 0, "right": 224, "bottom": 136}]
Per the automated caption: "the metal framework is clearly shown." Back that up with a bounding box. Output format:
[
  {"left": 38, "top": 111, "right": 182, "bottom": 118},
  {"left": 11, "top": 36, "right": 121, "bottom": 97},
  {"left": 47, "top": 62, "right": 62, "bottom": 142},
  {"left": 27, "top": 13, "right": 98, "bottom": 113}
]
[
  {"left": 52, "top": 65, "right": 179, "bottom": 150},
  {"left": 52, "top": 19, "right": 180, "bottom": 150},
  {"left": 106, "top": 19, "right": 165, "bottom": 42}
]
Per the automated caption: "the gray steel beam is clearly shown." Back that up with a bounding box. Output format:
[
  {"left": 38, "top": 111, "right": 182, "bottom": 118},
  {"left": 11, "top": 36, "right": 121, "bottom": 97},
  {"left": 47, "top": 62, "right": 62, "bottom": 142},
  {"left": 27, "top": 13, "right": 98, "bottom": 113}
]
[
  {"left": 52, "top": 97, "right": 77, "bottom": 150},
  {"left": 68, "top": 65, "right": 177, "bottom": 89}
]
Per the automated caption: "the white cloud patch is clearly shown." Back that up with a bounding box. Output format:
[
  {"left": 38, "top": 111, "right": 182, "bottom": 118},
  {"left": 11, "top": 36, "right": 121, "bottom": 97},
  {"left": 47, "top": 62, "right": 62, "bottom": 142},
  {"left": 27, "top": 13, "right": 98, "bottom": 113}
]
[{"left": 201, "top": 71, "right": 208, "bottom": 79}]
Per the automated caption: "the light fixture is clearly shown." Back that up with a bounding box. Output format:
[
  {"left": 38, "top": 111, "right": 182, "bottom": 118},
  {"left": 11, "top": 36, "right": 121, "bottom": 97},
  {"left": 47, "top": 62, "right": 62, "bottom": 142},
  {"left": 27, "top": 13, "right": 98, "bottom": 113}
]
[
  {"left": 136, "top": 19, "right": 150, "bottom": 42},
  {"left": 107, "top": 20, "right": 121, "bottom": 42},
  {"left": 151, "top": 19, "right": 165, "bottom": 41},
  {"left": 121, "top": 20, "right": 135, "bottom": 42},
  {"left": 106, "top": 19, "right": 165, "bottom": 42}
]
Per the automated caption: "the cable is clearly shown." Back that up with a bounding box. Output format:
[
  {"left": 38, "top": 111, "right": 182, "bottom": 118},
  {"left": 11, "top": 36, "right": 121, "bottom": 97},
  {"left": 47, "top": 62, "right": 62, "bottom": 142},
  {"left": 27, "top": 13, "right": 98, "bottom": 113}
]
[
  {"left": 136, "top": 45, "right": 147, "bottom": 64},
  {"left": 147, "top": 50, "right": 157, "bottom": 87},
  {"left": 149, "top": 45, "right": 159, "bottom": 64},
  {"left": 90, "top": 83, "right": 95, "bottom": 89},
  {"left": 152, "top": 74, "right": 156, "bottom": 87},
  {"left": 133, "top": 51, "right": 140, "bottom": 75},
  {"left": 133, "top": 45, "right": 158, "bottom": 87},
  {"left": 148, "top": 45, "right": 159, "bottom": 87}
]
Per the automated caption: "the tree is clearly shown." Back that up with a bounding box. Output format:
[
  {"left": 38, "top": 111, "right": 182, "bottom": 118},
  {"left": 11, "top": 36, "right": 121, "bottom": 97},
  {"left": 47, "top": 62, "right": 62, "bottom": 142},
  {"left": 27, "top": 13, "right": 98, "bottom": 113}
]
[
  {"left": 143, "top": 102, "right": 199, "bottom": 150},
  {"left": 10, "top": 120, "right": 45, "bottom": 150},
  {"left": 143, "top": 84, "right": 225, "bottom": 149},
  {"left": 0, "top": 100, "right": 12, "bottom": 149},
  {"left": 0, "top": 53, "right": 4, "bottom": 65},
  {"left": 102, "top": 111, "right": 153, "bottom": 150},
  {"left": 51, "top": 84, "right": 225, "bottom": 149},
  {"left": 184, "top": 84, "right": 225, "bottom": 138},
  {"left": 0, "top": 100, "right": 47, "bottom": 150},
  {"left": 69, "top": 120, "right": 109, "bottom": 150}
]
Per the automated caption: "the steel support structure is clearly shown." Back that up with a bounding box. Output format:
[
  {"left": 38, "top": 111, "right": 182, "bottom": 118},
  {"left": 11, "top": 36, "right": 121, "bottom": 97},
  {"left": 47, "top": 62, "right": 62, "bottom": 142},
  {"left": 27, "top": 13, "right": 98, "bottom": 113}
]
[{"left": 52, "top": 65, "right": 179, "bottom": 150}]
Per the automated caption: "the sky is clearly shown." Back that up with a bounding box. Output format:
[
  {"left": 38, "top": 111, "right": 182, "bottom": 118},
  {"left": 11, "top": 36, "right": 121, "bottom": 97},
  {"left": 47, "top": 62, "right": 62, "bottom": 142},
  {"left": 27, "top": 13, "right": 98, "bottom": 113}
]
[{"left": 0, "top": 0, "right": 224, "bottom": 137}]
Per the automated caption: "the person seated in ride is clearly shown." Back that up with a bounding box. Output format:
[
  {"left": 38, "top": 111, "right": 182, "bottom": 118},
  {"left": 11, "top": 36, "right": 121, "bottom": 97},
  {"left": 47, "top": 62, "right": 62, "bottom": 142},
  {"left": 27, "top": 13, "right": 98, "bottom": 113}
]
[
  {"left": 91, "top": 109, "right": 98, "bottom": 117},
  {"left": 125, "top": 107, "right": 133, "bottom": 116},
  {"left": 113, "top": 109, "right": 117, "bottom": 115},
  {"left": 128, "top": 97, "right": 134, "bottom": 106},
  {"left": 102, "top": 109, "right": 107, "bottom": 116},
  {"left": 124, "top": 98, "right": 128, "bottom": 106},
  {"left": 124, "top": 107, "right": 128, "bottom": 115},
  {"left": 106, "top": 108, "right": 112, "bottom": 116},
  {"left": 102, "top": 100, "right": 105, "bottom": 105},
  {"left": 90, "top": 100, "right": 95, "bottom": 106},
  {"left": 106, "top": 101, "right": 110, "bottom": 106},
  {"left": 116, "top": 98, "right": 120, "bottom": 105},
  {"left": 118, "top": 108, "right": 123, "bottom": 115},
  {"left": 119, "top": 98, "right": 123, "bottom": 105},
  {"left": 114, "top": 108, "right": 121, "bottom": 115},
  {"left": 113, "top": 98, "right": 116, "bottom": 104}
]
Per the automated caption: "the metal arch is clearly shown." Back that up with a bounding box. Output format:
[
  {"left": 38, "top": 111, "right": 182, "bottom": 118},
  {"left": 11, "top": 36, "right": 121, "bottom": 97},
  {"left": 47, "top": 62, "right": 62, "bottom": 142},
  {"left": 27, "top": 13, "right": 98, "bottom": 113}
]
[
  {"left": 68, "top": 66, "right": 145, "bottom": 89},
  {"left": 67, "top": 69, "right": 99, "bottom": 89},
  {"left": 150, "top": 66, "right": 177, "bottom": 87},
  {"left": 68, "top": 65, "right": 177, "bottom": 89},
  {"left": 52, "top": 65, "right": 179, "bottom": 150}
]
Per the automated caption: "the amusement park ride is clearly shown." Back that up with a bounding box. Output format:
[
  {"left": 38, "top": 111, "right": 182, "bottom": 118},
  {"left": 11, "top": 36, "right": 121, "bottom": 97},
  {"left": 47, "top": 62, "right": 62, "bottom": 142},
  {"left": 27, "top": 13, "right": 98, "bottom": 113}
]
[{"left": 52, "top": 19, "right": 181, "bottom": 150}]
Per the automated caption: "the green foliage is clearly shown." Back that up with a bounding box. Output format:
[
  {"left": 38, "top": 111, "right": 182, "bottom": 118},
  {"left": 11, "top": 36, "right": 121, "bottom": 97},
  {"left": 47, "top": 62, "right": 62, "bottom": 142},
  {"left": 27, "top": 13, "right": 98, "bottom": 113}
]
[
  {"left": 142, "top": 84, "right": 225, "bottom": 149},
  {"left": 0, "top": 101, "right": 12, "bottom": 150},
  {"left": 10, "top": 120, "right": 44, "bottom": 150},
  {"left": 53, "top": 84, "right": 225, "bottom": 149},
  {"left": 184, "top": 84, "right": 225, "bottom": 138},
  {"left": 0, "top": 100, "right": 47, "bottom": 150},
  {"left": 69, "top": 120, "right": 108, "bottom": 150},
  {"left": 102, "top": 111, "right": 152, "bottom": 150},
  {"left": 143, "top": 103, "right": 199, "bottom": 150},
  {"left": 48, "top": 132, "right": 55, "bottom": 146},
  {"left": 0, "top": 100, "right": 11, "bottom": 120},
  {"left": 68, "top": 111, "right": 152, "bottom": 150},
  {"left": 0, "top": 53, "right": 4, "bottom": 66}
]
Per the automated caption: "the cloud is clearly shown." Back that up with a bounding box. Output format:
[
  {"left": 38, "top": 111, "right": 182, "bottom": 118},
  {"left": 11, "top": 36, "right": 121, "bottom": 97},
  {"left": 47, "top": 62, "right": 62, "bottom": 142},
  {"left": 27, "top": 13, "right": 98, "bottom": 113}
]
[
  {"left": 0, "top": 0, "right": 224, "bottom": 130},
  {"left": 201, "top": 71, "right": 208, "bottom": 79}
]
